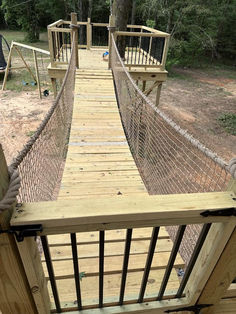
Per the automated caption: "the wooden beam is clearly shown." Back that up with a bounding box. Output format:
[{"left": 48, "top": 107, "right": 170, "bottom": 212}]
[
  {"left": 14, "top": 45, "right": 37, "bottom": 82},
  {"left": 71, "top": 12, "right": 79, "bottom": 68},
  {"left": 198, "top": 181, "right": 236, "bottom": 313},
  {"left": 1, "top": 43, "right": 13, "bottom": 90},
  {"left": 87, "top": 18, "right": 92, "bottom": 50},
  {"left": 10, "top": 192, "right": 236, "bottom": 235},
  {"left": 0, "top": 145, "right": 37, "bottom": 314},
  {"left": 52, "top": 298, "right": 189, "bottom": 314},
  {"left": 16, "top": 238, "right": 51, "bottom": 313},
  {"left": 143, "top": 81, "right": 159, "bottom": 97},
  {"left": 199, "top": 226, "right": 236, "bottom": 313},
  {"left": 11, "top": 41, "right": 50, "bottom": 55},
  {"left": 33, "top": 50, "right": 42, "bottom": 99},
  {"left": 115, "top": 31, "right": 169, "bottom": 38}
]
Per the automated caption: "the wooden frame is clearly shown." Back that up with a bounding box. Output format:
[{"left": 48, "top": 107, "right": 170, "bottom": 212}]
[{"left": 1, "top": 42, "right": 50, "bottom": 99}]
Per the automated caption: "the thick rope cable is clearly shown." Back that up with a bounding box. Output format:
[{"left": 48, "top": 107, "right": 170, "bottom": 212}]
[
  {"left": 10, "top": 34, "right": 76, "bottom": 171},
  {"left": 0, "top": 168, "right": 21, "bottom": 213},
  {"left": 111, "top": 34, "right": 236, "bottom": 180}
]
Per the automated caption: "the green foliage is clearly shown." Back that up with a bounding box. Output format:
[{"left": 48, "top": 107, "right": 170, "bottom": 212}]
[
  {"left": 218, "top": 113, "right": 236, "bottom": 136},
  {"left": 146, "top": 19, "right": 155, "bottom": 28},
  {"left": 0, "top": 0, "right": 235, "bottom": 64}
]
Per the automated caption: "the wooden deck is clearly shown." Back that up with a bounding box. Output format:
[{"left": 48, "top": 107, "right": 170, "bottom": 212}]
[{"left": 45, "top": 49, "right": 184, "bottom": 308}]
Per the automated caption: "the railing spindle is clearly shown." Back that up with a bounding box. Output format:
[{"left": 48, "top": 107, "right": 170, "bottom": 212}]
[
  {"left": 99, "top": 231, "right": 105, "bottom": 307},
  {"left": 70, "top": 233, "right": 82, "bottom": 310},
  {"left": 119, "top": 229, "right": 133, "bottom": 305},
  {"left": 157, "top": 225, "right": 186, "bottom": 300},
  {"left": 138, "top": 227, "right": 160, "bottom": 303},
  {"left": 176, "top": 223, "right": 212, "bottom": 298},
  {"left": 41, "top": 235, "right": 61, "bottom": 313}
]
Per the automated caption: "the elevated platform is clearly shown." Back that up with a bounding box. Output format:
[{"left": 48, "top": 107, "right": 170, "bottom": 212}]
[{"left": 43, "top": 49, "right": 184, "bottom": 307}]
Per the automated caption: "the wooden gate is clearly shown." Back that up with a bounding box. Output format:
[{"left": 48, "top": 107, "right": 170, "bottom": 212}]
[{"left": 0, "top": 146, "right": 236, "bottom": 314}]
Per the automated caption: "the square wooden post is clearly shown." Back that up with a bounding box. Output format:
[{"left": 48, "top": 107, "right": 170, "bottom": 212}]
[
  {"left": 0, "top": 145, "right": 38, "bottom": 314},
  {"left": 71, "top": 12, "right": 79, "bottom": 68},
  {"left": 87, "top": 18, "right": 92, "bottom": 50}
]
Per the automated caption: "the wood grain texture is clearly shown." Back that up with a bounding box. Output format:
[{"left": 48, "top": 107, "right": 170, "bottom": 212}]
[{"left": 0, "top": 145, "right": 37, "bottom": 314}]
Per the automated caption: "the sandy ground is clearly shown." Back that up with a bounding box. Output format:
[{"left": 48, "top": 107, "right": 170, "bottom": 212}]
[
  {"left": 0, "top": 89, "right": 53, "bottom": 164},
  {"left": 152, "top": 68, "right": 236, "bottom": 162},
  {"left": 0, "top": 67, "right": 235, "bottom": 166}
]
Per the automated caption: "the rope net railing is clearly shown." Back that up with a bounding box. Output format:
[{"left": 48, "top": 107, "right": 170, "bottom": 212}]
[
  {"left": 111, "top": 34, "right": 234, "bottom": 196},
  {"left": 111, "top": 34, "right": 236, "bottom": 264},
  {"left": 9, "top": 35, "right": 76, "bottom": 203}
]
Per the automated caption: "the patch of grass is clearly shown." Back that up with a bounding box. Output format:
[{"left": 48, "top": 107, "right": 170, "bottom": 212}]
[
  {"left": 0, "top": 30, "right": 49, "bottom": 51},
  {"left": 26, "top": 130, "right": 35, "bottom": 137},
  {"left": 5, "top": 70, "right": 38, "bottom": 92},
  {"left": 218, "top": 113, "right": 236, "bottom": 135}
]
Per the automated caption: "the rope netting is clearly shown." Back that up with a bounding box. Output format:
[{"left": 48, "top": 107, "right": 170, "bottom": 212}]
[
  {"left": 111, "top": 34, "right": 236, "bottom": 264},
  {"left": 111, "top": 34, "right": 234, "bottom": 196},
  {"left": 9, "top": 35, "right": 76, "bottom": 203}
]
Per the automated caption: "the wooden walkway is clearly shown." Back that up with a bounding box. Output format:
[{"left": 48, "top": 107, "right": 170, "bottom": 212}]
[{"left": 45, "top": 49, "right": 184, "bottom": 307}]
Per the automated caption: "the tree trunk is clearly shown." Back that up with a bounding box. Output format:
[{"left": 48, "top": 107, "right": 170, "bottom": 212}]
[
  {"left": 112, "top": 0, "right": 132, "bottom": 59},
  {"left": 88, "top": 0, "right": 93, "bottom": 19},
  {"left": 131, "top": 0, "right": 136, "bottom": 26}
]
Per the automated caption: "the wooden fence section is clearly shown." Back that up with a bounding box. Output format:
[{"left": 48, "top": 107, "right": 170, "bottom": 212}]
[{"left": 9, "top": 192, "right": 236, "bottom": 313}]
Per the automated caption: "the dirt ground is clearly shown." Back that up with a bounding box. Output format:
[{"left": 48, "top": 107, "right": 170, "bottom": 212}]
[
  {"left": 155, "top": 67, "right": 236, "bottom": 162},
  {"left": 0, "top": 89, "right": 53, "bottom": 164},
  {"left": 0, "top": 67, "right": 235, "bottom": 166}
]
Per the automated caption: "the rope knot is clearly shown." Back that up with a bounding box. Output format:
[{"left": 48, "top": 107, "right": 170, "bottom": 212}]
[
  {"left": 69, "top": 24, "right": 80, "bottom": 29},
  {"left": 228, "top": 158, "right": 236, "bottom": 179}
]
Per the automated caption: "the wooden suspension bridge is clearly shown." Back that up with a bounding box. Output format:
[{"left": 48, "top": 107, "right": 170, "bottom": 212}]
[{"left": 0, "top": 13, "right": 236, "bottom": 314}]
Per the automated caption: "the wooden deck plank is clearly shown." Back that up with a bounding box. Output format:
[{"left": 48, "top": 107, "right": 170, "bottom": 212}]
[{"left": 51, "top": 57, "right": 184, "bottom": 308}]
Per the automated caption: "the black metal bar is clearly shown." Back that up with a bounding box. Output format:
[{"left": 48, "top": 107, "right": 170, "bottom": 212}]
[
  {"left": 70, "top": 233, "right": 82, "bottom": 310},
  {"left": 127, "top": 36, "right": 130, "bottom": 64},
  {"left": 131, "top": 42, "right": 134, "bottom": 65},
  {"left": 99, "top": 230, "right": 105, "bottom": 308},
  {"left": 176, "top": 224, "right": 211, "bottom": 298},
  {"left": 119, "top": 229, "right": 133, "bottom": 305},
  {"left": 138, "top": 227, "right": 160, "bottom": 303},
  {"left": 134, "top": 37, "right": 138, "bottom": 65},
  {"left": 157, "top": 225, "right": 186, "bottom": 300},
  {"left": 41, "top": 235, "right": 61, "bottom": 313},
  {"left": 138, "top": 37, "right": 141, "bottom": 64}
]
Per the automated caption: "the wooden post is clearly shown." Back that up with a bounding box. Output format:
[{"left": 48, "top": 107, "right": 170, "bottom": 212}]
[
  {"left": 0, "top": 145, "right": 37, "bottom": 314},
  {"left": 51, "top": 78, "right": 57, "bottom": 98},
  {"left": 108, "top": 15, "right": 116, "bottom": 69},
  {"left": 71, "top": 12, "right": 79, "bottom": 68},
  {"left": 47, "top": 28, "right": 55, "bottom": 66},
  {"left": 87, "top": 18, "right": 92, "bottom": 50},
  {"left": 199, "top": 180, "right": 236, "bottom": 313},
  {"left": 33, "top": 50, "right": 42, "bottom": 99},
  {"left": 2, "top": 43, "right": 13, "bottom": 90},
  {"left": 161, "top": 35, "right": 170, "bottom": 70},
  {"left": 156, "top": 83, "right": 162, "bottom": 106}
]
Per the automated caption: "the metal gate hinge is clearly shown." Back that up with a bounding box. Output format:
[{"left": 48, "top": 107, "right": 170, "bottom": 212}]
[
  {"left": 0, "top": 224, "right": 43, "bottom": 242},
  {"left": 165, "top": 304, "right": 212, "bottom": 313},
  {"left": 200, "top": 207, "right": 236, "bottom": 217}
]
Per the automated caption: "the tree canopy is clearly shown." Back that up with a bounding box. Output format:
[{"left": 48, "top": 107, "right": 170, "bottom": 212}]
[{"left": 0, "top": 0, "right": 235, "bottom": 63}]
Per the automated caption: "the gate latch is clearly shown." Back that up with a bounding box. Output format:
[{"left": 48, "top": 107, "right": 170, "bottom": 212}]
[
  {"left": 201, "top": 207, "right": 236, "bottom": 217},
  {"left": 0, "top": 224, "right": 43, "bottom": 242},
  {"left": 165, "top": 304, "right": 212, "bottom": 314}
]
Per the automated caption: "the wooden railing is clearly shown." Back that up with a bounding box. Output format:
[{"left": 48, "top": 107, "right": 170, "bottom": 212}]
[{"left": 47, "top": 17, "right": 169, "bottom": 71}]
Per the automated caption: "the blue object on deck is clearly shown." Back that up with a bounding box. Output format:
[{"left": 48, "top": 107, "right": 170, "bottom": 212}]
[{"left": 103, "top": 51, "right": 109, "bottom": 57}]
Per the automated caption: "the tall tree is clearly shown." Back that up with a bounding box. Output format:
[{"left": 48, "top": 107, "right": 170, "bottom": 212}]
[{"left": 112, "top": 0, "right": 132, "bottom": 58}]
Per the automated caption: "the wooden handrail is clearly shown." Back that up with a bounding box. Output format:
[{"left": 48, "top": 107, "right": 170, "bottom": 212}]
[{"left": 10, "top": 192, "right": 235, "bottom": 235}]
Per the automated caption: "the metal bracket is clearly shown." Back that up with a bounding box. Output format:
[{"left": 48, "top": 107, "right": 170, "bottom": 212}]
[
  {"left": 165, "top": 304, "right": 212, "bottom": 313},
  {"left": 201, "top": 207, "right": 236, "bottom": 217},
  {"left": 0, "top": 224, "right": 43, "bottom": 242}
]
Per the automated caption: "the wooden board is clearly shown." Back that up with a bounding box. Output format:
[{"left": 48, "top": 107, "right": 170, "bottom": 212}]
[{"left": 46, "top": 60, "right": 184, "bottom": 309}]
